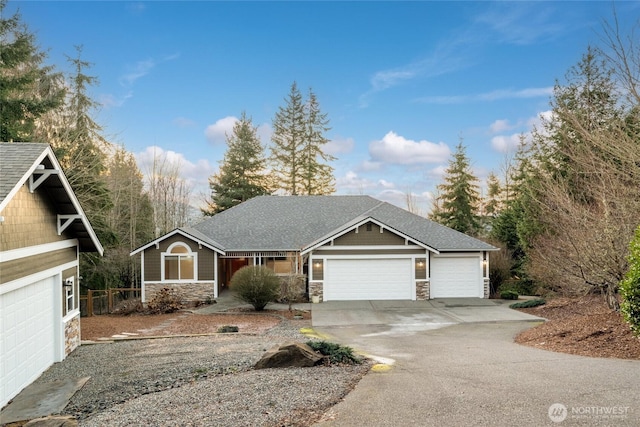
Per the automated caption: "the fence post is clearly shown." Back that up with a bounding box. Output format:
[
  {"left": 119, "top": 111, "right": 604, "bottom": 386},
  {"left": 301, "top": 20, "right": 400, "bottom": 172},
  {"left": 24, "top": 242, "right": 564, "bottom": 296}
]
[
  {"left": 87, "top": 289, "right": 94, "bottom": 317},
  {"left": 108, "top": 288, "right": 113, "bottom": 313}
]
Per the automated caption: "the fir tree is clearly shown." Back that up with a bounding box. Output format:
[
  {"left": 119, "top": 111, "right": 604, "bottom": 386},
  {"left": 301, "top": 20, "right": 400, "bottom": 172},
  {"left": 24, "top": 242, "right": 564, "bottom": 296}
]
[
  {"left": 430, "top": 142, "right": 480, "bottom": 235},
  {"left": 203, "top": 112, "right": 270, "bottom": 215},
  {"left": 0, "top": 0, "right": 64, "bottom": 141}
]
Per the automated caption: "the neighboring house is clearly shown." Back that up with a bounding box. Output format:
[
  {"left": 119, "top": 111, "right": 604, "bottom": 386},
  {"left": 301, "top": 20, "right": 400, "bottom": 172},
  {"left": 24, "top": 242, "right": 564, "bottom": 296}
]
[
  {"left": 131, "top": 195, "right": 497, "bottom": 304},
  {"left": 0, "top": 142, "right": 103, "bottom": 409}
]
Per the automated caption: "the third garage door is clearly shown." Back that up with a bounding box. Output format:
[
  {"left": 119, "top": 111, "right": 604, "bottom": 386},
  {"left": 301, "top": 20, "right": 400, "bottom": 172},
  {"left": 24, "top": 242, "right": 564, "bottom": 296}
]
[{"left": 324, "top": 258, "right": 412, "bottom": 301}]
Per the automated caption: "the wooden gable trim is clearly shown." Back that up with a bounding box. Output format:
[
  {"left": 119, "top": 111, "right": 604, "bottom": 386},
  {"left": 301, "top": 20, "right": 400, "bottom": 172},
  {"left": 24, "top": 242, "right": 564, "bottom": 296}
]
[{"left": 29, "top": 167, "right": 60, "bottom": 193}]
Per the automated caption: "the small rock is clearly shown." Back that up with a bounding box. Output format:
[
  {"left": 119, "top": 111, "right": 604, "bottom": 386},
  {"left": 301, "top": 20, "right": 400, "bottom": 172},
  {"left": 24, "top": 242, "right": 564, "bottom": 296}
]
[{"left": 254, "top": 341, "right": 323, "bottom": 369}]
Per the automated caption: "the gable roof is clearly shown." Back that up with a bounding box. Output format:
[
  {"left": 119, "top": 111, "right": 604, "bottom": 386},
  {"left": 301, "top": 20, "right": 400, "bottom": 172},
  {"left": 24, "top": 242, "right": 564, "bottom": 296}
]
[
  {"left": 0, "top": 142, "right": 104, "bottom": 254},
  {"left": 190, "top": 195, "right": 497, "bottom": 252},
  {"left": 130, "top": 227, "right": 225, "bottom": 255}
]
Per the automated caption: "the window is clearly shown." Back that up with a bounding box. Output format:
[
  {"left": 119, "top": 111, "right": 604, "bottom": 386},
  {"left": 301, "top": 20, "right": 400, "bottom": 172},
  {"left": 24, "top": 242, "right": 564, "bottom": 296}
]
[
  {"left": 64, "top": 276, "right": 75, "bottom": 313},
  {"left": 163, "top": 243, "right": 197, "bottom": 281}
]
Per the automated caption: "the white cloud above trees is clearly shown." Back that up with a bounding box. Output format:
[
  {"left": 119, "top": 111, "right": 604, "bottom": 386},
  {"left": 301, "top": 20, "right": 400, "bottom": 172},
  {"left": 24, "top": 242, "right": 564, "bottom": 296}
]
[{"left": 369, "top": 131, "right": 450, "bottom": 165}]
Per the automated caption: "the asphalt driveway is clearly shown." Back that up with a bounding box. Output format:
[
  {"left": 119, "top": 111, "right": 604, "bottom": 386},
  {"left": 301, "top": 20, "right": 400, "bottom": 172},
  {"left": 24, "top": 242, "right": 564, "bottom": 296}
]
[{"left": 311, "top": 300, "right": 640, "bottom": 426}]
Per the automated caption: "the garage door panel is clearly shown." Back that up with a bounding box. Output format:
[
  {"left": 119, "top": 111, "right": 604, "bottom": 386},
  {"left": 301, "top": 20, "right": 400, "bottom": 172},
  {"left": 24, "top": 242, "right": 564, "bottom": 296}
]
[
  {"left": 430, "top": 256, "right": 481, "bottom": 298},
  {"left": 324, "top": 258, "right": 412, "bottom": 301},
  {"left": 1, "top": 277, "right": 56, "bottom": 407}
]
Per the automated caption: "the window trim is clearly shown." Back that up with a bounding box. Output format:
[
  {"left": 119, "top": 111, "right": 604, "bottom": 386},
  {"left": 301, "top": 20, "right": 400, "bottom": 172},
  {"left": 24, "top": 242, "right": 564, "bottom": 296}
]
[{"left": 161, "top": 242, "right": 198, "bottom": 282}]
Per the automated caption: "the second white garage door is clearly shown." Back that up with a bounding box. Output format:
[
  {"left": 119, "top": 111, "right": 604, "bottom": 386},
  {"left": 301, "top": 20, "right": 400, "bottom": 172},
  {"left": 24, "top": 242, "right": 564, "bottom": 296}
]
[
  {"left": 324, "top": 258, "right": 413, "bottom": 301},
  {"left": 430, "top": 256, "right": 482, "bottom": 298}
]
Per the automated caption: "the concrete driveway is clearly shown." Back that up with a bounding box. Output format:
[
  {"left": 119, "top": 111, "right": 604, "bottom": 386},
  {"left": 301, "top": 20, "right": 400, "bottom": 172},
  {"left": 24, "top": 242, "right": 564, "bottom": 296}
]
[{"left": 311, "top": 300, "right": 640, "bottom": 426}]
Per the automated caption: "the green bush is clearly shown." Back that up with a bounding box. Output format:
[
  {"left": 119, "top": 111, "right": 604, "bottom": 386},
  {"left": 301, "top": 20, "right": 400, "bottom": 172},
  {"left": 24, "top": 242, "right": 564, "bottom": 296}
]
[
  {"left": 217, "top": 325, "right": 239, "bottom": 333},
  {"left": 230, "top": 266, "right": 281, "bottom": 311},
  {"left": 500, "top": 290, "right": 519, "bottom": 300},
  {"left": 306, "top": 340, "right": 361, "bottom": 365},
  {"left": 510, "top": 298, "right": 546, "bottom": 309},
  {"left": 621, "top": 225, "right": 640, "bottom": 336}
]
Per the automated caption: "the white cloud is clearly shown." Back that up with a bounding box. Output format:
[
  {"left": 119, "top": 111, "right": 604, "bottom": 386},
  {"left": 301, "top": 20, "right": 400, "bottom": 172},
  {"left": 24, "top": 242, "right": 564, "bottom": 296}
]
[
  {"left": 489, "top": 119, "right": 512, "bottom": 133},
  {"left": 325, "top": 136, "right": 355, "bottom": 156},
  {"left": 336, "top": 171, "right": 377, "bottom": 192},
  {"left": 491, "top": 134, "right": 523, "bottom": 153},
  {"left": 120, "top": 59, "right": 156, "bottom": 87},
  {"left": 135, "top": 146, "right": 215, "bottom": 203},
  {"left": 99, "top": 91, "right": 133, "bottom": 108},
  {"left": 369, "top": 131, "right": 450, "bottom": 165},
  {"left": 415, "top": 86, "right": 553, "bottom": 104},
  {"left": 204, "top": 116, "right": 238, "bottom": 145},
  {"left": 378, "top": 179, "right": 395, "bottom": 189},
  {"left": 357, "top": 160, "right": 383, "bottom": 172}
]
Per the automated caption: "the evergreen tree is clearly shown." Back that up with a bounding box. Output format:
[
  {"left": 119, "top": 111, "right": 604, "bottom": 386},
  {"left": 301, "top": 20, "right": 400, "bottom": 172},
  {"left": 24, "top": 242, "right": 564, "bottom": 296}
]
[
  {"left": 203, "top": 112, "right": 270, "bottom": 215},
  {"left": 35, "top": 46, "right": 116, "bottom": 288},
  {"left": 301, "top": 89, "right": 335, "bottom": 194},
  {"left": 430, "top": 142, "right": 480, "bottom": 235},
  {"left": 484, "top": 172, "right": 502, "bottom": 217},
  {"left": 270, "top": 82, "right": 335, "bottom": 195},
  {"left": 0, "top": 0, "right": 64, "bottom": 141}
]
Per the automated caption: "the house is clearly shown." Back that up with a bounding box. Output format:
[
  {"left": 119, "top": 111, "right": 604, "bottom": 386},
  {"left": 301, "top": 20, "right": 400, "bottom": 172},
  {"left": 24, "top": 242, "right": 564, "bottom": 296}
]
[
  {"left": 131, "top": 195, "right": 497, "bottom": 304},
  {"left": 0, "top": 142, "right": 103, "bottom": 409}
]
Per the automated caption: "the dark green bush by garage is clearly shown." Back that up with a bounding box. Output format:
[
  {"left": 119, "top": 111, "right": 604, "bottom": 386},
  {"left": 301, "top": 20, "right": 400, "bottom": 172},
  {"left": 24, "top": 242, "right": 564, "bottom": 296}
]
[{"left": 230, "top": 266, "right": 281, "bottom": 311}]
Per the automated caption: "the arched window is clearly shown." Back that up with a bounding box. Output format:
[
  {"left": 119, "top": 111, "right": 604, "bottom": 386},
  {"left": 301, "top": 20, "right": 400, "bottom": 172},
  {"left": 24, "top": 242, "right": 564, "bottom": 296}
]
[{"left": 162, "top": 242, "right": 197, "bottom": 281}]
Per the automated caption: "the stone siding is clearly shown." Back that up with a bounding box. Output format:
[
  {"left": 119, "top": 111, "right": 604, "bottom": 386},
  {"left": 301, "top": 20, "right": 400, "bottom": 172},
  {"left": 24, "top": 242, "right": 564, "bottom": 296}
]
[
  {"left": 64, "top": 315, "right": 80, "bottom": 355},
  {"left": 416, "top": 280, "right": 430, "bottom": 300},
  {"left": 145, "top": 282, "right": 215, "bottom": 303},
  {"left": 309, "top": 281, "right": 323, "bottom": 303},
  {"left": 483, "top": 278, "right": 490, "bottom": 299}
]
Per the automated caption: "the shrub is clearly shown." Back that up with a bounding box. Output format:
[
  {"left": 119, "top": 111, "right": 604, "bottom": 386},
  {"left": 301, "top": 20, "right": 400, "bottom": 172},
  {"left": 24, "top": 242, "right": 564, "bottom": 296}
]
[
  {"left": 230, "top": 266, "right": 281, "bottom": 311},
  {"left": 510, "top": 298, "right": 546, "bottom": 309},
  {"left": 217, "top": 325, "right": 239, "bottom": 333},
  {"left": 621, "top": 225, "right": 640, "bottom": 336},
  {"left": 500, "top": 290, "right": 519, "bottom": 300},
  {"left": 488, "top": 246, "right": 513, "bottom": 296},
  {"left": 306, "top": 340, "right": 361, "bottom": 365},
  {"left": 146, "top": 287, "right": 183, "bottom": 314}
]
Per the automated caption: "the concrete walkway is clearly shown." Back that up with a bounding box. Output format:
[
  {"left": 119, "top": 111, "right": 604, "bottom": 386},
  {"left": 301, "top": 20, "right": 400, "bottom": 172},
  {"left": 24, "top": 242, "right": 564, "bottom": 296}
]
[{"left": 193, "top": 288, "right": 312, "bottom": 314}]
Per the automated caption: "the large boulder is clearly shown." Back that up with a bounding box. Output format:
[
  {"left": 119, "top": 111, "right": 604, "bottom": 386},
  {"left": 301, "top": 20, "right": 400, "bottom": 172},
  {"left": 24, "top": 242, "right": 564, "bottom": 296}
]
[{"left": 254, "top": 342, "right": 323, "bottom": 369}]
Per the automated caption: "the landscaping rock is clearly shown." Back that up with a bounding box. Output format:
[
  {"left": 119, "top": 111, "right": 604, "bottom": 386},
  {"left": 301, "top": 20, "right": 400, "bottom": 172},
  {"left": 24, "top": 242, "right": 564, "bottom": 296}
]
[
  {"left": 254, "top": 341, "right": 323, "bottom": 369},
  {"left": 24, "top": 415, "right": 78, "bottom": 427}
]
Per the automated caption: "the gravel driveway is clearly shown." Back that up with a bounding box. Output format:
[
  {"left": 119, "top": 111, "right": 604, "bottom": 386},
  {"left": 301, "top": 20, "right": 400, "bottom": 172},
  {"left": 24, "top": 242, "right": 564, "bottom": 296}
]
[{"left": 33, "top": 322, "right": 368, "bottom": 426}]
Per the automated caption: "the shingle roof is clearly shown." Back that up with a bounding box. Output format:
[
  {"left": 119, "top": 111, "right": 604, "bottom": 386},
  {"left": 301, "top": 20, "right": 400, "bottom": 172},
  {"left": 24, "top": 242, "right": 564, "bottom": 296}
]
[
  {"left": 0, "top": 142, "right": 50, "bottom": 204},
  {"left": 0, "top": 142, "right": 103, "bottom": 254},
  {"left": 192, "top": 195, "right": 496, "bottom": 252}
]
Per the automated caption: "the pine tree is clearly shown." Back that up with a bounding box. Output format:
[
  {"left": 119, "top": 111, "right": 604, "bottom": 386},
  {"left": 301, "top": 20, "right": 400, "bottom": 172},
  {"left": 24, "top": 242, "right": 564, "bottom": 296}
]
[
  {"left": 271, "top": 82, "right": 306, "bottom": 195},
  {"left": 270, "top": 82, "right": 335, "bottom": 195},
  {"left": 430, "top": 142, "right": 480, "bottom": 235},
  {"left": 301, "top": 89, "right": 335, "bottom": 194},
  {"left": 484, "top": 172, "right": 503, "bottom": 217},
  {"left": 0, "top": 0, "right": 64, "bottom": 141},
  {"left": 203, "top": 112, "right": 270, "bottom": 215}
]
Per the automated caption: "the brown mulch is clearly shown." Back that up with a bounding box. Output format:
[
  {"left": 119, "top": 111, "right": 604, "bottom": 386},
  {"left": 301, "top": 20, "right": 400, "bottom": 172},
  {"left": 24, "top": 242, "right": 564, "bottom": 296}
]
[
  {"left": 515, "top": 295, "right": 640, "bottom": 360},
  {"left": 80, "top": 312, "right": 286, "bottom": 341}
]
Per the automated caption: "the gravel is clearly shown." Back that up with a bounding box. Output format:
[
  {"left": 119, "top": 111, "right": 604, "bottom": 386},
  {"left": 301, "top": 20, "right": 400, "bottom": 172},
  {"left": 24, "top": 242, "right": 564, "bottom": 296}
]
[{"left": 33, "top": 321, "right": 369, "bottom": 426}]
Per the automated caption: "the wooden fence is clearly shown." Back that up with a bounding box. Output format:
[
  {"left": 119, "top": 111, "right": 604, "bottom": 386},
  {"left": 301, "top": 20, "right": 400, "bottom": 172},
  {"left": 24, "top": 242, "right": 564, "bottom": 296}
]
[{"left": 80, "top": 288, "right": 141, "bottom": 317}]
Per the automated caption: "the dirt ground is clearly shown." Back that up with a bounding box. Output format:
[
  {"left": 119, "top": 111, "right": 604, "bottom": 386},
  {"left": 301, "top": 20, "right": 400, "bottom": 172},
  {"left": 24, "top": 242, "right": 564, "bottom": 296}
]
[
  {"left": 80, "top": 309, "right": 309, "bottom": 341},
  {"left": 515, "top": 295, "right": 640, "bottom": 360}
]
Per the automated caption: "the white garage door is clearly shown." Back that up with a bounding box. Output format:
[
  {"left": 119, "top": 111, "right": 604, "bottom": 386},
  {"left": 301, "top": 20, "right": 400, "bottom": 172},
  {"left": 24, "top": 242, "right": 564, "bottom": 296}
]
[
  {"left": 1, "top": 276, "right": 57, "bottom": 407},
  {"left": 430, "top": 256, "right": 482, "bottom": 298},
  {"left": 324, "top": 258, "right": 413, "bottom": 301}
]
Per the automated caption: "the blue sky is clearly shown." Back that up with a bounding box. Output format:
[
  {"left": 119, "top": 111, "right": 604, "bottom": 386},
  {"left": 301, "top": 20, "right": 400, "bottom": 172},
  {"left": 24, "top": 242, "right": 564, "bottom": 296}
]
[{"left": 9, "top": 1, "right": 640, "bottom": 213}]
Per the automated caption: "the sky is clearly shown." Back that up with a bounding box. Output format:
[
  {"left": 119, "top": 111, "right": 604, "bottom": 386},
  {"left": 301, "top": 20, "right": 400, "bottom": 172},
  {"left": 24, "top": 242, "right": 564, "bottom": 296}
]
[{"left": 8, "top": 1, "right": 640, "bottom": 214}]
